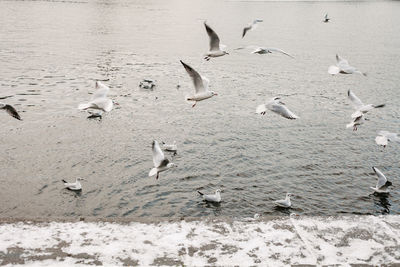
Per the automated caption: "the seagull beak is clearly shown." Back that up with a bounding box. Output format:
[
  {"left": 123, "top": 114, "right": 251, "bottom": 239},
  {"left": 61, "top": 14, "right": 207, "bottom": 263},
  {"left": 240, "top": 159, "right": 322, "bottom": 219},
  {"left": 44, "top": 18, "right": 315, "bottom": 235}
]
[{"left": 114, "top": 102, "right": 120, "bottom": 106}]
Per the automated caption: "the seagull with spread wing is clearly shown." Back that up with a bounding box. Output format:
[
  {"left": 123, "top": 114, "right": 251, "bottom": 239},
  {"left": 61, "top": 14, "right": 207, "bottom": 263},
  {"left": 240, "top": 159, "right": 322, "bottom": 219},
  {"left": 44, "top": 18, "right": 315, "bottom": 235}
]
[
  {"left": 348, "top": 89, "right": 385, "bottom": 119},
  {"left": 78, "top": 81, "right": 114, "bottom": 116},
  {"left": 204, "top": 22, "right": 229, "bottom": 61},
  {"left": 242, "top": 19, "right": 263, "bottom": 38},
  {"left": 328, "top": 54, "right": 366, "bottom": 76},
  {"left": 370, "top": 167, "right": 392, "bottom": 194},
  {"left": 180, "top": 60, "right": 218, "bottom": 108},
  {"left": 256, "top": 97, "right": 299, "bottom": 119},
  {"left": 375, "top": 131, "right": 400, "bottom": 148},
  {"left": 323, "top": 13, "right": 330, "bottom": 23},
  {"left": 149, "top": 140, "right": 176, "bottom": 180},
  {"left": 0, "top": 102, "right": 22, "bottom": 120}
]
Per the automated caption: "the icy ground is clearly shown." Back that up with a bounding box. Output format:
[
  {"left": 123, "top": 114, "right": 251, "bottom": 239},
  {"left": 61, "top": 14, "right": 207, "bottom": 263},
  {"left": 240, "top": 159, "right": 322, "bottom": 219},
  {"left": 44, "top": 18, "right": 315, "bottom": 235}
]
[{"left": 1, "top": 215, "right": 400, "bottom": 266}]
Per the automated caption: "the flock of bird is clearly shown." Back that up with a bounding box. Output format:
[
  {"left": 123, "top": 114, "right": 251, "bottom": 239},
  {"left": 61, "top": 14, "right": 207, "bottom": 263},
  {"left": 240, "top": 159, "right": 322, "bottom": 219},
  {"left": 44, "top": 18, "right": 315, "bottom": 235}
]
[{"left": 1, "top": 14, "right": 397, "bottom": 210}]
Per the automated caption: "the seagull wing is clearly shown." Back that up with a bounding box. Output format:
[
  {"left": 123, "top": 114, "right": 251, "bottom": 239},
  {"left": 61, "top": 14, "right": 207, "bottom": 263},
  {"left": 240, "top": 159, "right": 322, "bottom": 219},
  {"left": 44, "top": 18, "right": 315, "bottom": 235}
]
[
  {"left": 373, "top": 167, "right": 388, "bottom": 189},
  {"left": 336, "top": 54, "right": 349, "bottom": 66},
  {"left": 242, "top": 26, "right": 251, "bottom": 38},
  {"left": 270, "top": 103, "right": 299, "bottom": 119},
  {"left": 328, "top": 65, "right": 340, "bottom": 75},
  {"left": 92, "top": 81, "right": 110, "bottom": 100},
  {"left": 91, "top": 98, "right": 113, "bottom": 112},
  {"left": 3, "top": 104, "right": 22, "bottom": 120},
  {"left": 180, "top": 60, "right": 207, "bottom": 93},
  {"left": 204, "top": 22, "right": 221, "bottom": 51},
  {"left": 348, "top": 90, "right": 364, "bottom": 109},
  {"left": 267, "top": 47, "right": 294, "bottom": 58},
  {"left": 152, "top": 140, "right": 166, "bottom": 168}
]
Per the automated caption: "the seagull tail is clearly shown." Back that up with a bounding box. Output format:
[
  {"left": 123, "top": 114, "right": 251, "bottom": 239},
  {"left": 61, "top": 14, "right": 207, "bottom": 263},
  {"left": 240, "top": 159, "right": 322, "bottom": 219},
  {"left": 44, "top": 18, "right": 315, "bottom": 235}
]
[
  {"left": 78, "top": 103, "right": 92, "bottom": 110},
  {"left": 149, "top": 168, "right": 158, "bottom": 177},
  {"left": 62, "top": 179, "right": 67, "bottom": 184},
  {"left": 197, "top": 191, "right": 204, "bottom": 196}
]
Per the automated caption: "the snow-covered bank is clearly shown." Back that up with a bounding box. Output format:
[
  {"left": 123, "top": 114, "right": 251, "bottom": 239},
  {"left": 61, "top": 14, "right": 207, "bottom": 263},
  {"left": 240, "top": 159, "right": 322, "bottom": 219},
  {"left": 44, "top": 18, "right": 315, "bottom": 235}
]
[{"left": 1, "top": 215, "right": 399, "bottom": 266}]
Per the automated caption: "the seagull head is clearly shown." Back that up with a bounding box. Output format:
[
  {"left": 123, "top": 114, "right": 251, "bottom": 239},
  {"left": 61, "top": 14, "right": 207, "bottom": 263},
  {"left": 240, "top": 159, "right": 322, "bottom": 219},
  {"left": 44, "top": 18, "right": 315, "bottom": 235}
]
[
  {"left": 211, "top": 91, "right": 218, "bottom": 96},
  {"left": 216, "top": 189, "right": 221, "bottom": 194},
  {"left": 223, "top": 51, "right": 229, "bottom": 55},
  {"left": 286, "top": 193, "right": 293, "bottom": 198}
]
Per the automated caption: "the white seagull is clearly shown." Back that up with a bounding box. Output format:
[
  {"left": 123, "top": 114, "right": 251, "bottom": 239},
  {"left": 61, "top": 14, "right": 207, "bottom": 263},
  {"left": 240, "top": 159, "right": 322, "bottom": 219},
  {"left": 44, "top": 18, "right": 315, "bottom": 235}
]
[
  {"left": 375, "top": 131, "right": 400, "bottom": 148},
  {"left": 252, "top": 47, "right": 294, "bottom": 58},
  {"left": 346, "top": 113, "right": 365, "bottom": 131},
  {"left": 274, "top": 193, "right": 292, "bottom": 208},
  {"left": 328, "top": 54, "right": 366, "bottom": 76},
  {"left": 197, "top": 189, "right": 222, "bottom": 203},
  {"left": 323, "top": 13, "right": 330, "bottom": 23},
  {"left": 204, "top": 22, "right": 229, "bottom": 61},
  {"left": 256, "top": 97, "right": 299, "bottom": 119},
  {"left": 242, "top": 19, "right": 263, "bottom": 38},
  {"left": 0, "top": 102, "right": 22, "bottom": 120},
  {"left": 348, "top": 89, "right": 385, "bottom": 119},
  {"left": 180, "top": 60, "right": 218, "bottom": 108},
  {"left": 78, "top": 81, "right": 114, "bottom": 115},
  {"left": 62, "top": 178, "right": 84, "bottom": 191},
  {"left": 370, "top": 167, "right": 392, "bottom": 193},
  {"left": 149, "top": 140, "right": 176, "bottom": 180},
  {"left": 162, "top": 141, "right": 177, "bottom": 154}
]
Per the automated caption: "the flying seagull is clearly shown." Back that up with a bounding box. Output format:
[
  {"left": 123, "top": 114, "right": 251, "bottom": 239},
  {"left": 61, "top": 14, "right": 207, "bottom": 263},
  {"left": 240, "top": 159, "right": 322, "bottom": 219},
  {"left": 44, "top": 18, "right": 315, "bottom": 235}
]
[
  {"left": 0, "top": 102, "right": 22, "bottom": 120},
  {"left": 328, "top": 54, "right": 366, "bottom": 76},
  {"left": 198, "top": 189, "right": 222, "bottom": 203},
  {"left": 204, "top": 22, "right": 229, "bottom": 61},
  {"left": 375, "top": 131, "right": 400, "bottom": 148},
  {"left": 346, "top": 113, "right": 365, "bottom": 131},
  {"left": 348, "top": 89, "right": 385, "bottom": 119},
  {"left": 370, "top": 167, "right": 392, "bottom": 194},
  {"left": 149, "top": 140, "right": 176, "bottom": 180},
  {"left": 242, "top": 19, "right": 263, "bottom": 38},
  {"left": 235, "top": 45, "right": 294, "bottom": 58},
  {"left": 274, "top": 193, "right": 292, "bottom": 208},
  {"left": 323, "top": 13, "right": 330, "bottom": 23},
  {"left": 256, "top": 97, "right": 299, "bottom": 119},
  {"left": 62, "top": 178, "right": 84, "bottom": 191},
  {"left": 78, "top": 81, "right": 114, "bottom": 116},
  {"left": 180, "top": 60, "right": 218, "bottom": 108}
]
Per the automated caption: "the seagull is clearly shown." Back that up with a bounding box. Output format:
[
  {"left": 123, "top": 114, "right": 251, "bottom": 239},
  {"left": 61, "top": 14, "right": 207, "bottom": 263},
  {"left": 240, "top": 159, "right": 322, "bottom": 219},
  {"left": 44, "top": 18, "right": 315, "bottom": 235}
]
[
  {"left": 274, "top": 193, "right": 292, "bottom": 208},
  {"left": 0, "top": 102, "right": 22, "bottom": 120},
  {"left": 204, "top": 22, "right": 229, "bottom": 61},
  {"left": 242, "top": 19, "right": 263, "bottom": 38},
  {"left": 348, "top": 89, "right": 385, "bottom": 119},
  {"left": 375, "top": 131, "right": 400, "bottom": 148},
  {"left": 149, "top": 140, "right": 176, "bottom": 180},
  {"left": 370, "top": 167, "right": 392, "bottom": 194},
  {"left": 328, "top": 54, "right": 366, "bottom": 76},
  {"left": 162, "top": 141, "right": 177, "bottom": 154},
  {"left": 346, "top": 113, "right": 365, "bottom": 131},
  {"left": 197, "top": 189, "right": 221, "bottom": 203},
  {"left": 251, "top": 47, "right": 294, "bottom": 58},
  {"left": 323, "top": 13, "right": 330, "bottom": 23},
  {"left": 180, "top": 60, "right": 218, "bottom": 108},
  {"left": 78, "top": 81, "right": 114, "bottom": 116},
  {"left": 256, "top": 97, "right": 299, "bottom": 119},
  {"left": 62, "top": 178, "right": 84, "bottom": 191}
]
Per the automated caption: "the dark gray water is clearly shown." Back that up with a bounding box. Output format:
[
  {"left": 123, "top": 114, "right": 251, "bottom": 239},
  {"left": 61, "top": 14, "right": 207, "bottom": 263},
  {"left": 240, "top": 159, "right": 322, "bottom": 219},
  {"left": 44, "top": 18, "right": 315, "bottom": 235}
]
[{"left": 0, "top": 0, "right": 399, "bottom": 219}]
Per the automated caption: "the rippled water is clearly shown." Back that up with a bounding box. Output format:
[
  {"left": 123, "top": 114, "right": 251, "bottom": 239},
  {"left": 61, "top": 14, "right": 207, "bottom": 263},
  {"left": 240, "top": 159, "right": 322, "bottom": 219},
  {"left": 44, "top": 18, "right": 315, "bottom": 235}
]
[{"left": 0, "top": 0, "right": 399, "bottom": 219}]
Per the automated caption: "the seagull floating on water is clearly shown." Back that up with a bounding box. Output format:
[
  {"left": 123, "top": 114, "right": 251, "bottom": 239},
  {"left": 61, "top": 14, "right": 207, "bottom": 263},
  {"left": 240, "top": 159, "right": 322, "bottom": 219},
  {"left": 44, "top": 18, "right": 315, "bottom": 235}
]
[
  {"left": 375, "top": 131, "right": 400, "bottom": 148},
  {"left": 0, "top": 102, "right": 22, "bottom": 120},
  {"left": 204, "top": 22, "right": 229, "bottom": 61},
  {"left": 62, "top": 178, "right": 84, "bottom": 191},
  {"left": 256, "top": 97, "right": 299, "bottom": 119},
  {"left": 180, "top": 60, "right": 218, "bottom": 108},
  {"left": 348, "top": 89, "right": 385, "bottom": 119},
  {"left": 323, "top": 13, "right": 330, "bottom": 23},
  {"left": 328, "top": 54, "right": 366, "bottom": 76},
  {"left": 78, "top": 81, "right": 114, "bottom": 117},
  {"left": 370, "top": 167, "right": 392, "bottom": 194},
  {"left": 162, "top": 141, "right": 177, "bottom": 154},
  {"left": 149, "top": 140, "right": 176, "bottom": 180},
  {"left": 242, "top": 19, "right": 263, "bottom": 38},
  {"left": 274, "top": 193, "right": 292, "bottom": 208},
  {"left": 198, "top": 189, "right": 222, "bottom": 203}
]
